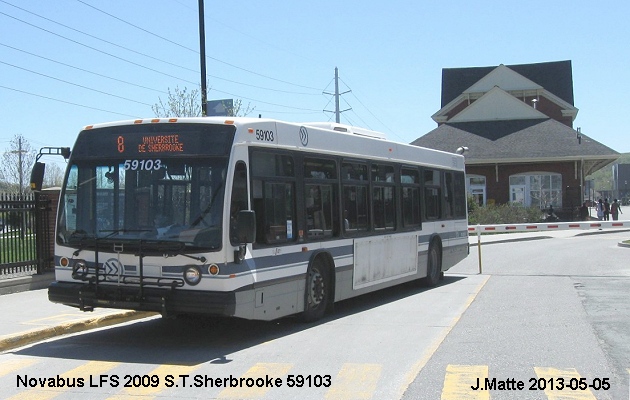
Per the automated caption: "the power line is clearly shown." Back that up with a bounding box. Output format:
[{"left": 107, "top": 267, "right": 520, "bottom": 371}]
[
  {"left": 0, "top": 0, "right": 198, "bottom": 74},
  {"left": 1, "top": 1, "right": 321, "bottom": 96},
  {"left": 0, "top": 10, "right": 200, "bottom": 86},
  {"left": 0, "top": 85, "right": 140, "bottom": 118},
  {"left": 0, "top": 3, "right": 368, "bottom": 121},
  {"left": 0, "top": 42, "right": 167, "bottom": 95},
  {"left": 339, "top": 76, "right": 403, "bottom": 142},
  {"left": 0, "top": 60, "right": 153, "bottom": 106},
  {"left": 75, "top": 0, "right": 323, "bottom": 91}
]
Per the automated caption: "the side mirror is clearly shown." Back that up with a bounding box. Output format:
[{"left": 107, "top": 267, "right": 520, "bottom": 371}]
[
  {"left": 234, "top": 210, "right": 256, "bottom": 264},
  {"left": 235, "top": 210, "right": 256, "bottom": 244},
  {"left": 30, "top": 162, "right": 46, "bottom": 191}
]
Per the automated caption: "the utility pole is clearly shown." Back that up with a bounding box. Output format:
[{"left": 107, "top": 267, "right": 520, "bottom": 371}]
[
  {"left": 334, "top": 67, "right": 341, "bottom": 123},
  {"left": 323, "top": 67, "right": 351, "bottom": 123},
  {"left": 10, "top": 136, "right": 26, "bottom": 195},
  {"left": 198, "top": 0, "right": 207, "bottom": 116}
]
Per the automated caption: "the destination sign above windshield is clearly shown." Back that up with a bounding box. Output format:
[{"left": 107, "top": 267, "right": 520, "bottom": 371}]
[
  {"left": 122, "top": 134, "right": 184, "bottom": 154},
  {"left": 72, "top": 123, "right": 236, "bottom": 158}
]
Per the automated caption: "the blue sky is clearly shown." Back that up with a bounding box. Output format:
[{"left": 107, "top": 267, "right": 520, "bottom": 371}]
[{"left": 1, "top": 0, "right": 629, "bottom": 171}]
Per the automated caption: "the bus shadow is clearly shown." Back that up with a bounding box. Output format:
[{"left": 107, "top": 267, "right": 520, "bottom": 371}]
[{"left": 14, "top": 275, "right": 466, "bottom": 366}]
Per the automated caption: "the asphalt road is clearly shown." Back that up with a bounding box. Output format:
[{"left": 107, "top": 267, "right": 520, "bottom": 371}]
[
  {"left": 404, "top": 230, "right": 630, "bottom": 399},
  {"left": 0, "top": 230, "right": 628, "bottom": 399}
]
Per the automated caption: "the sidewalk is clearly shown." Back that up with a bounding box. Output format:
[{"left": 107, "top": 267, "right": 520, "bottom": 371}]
[{"left": 0, "top": 288, "right": 156, "bottom": 352}]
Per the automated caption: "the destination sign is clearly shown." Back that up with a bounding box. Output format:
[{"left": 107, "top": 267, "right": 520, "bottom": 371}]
[
  {"left": 122, "top": 135, "right": 184, "bottom": 154},
  {"left": 72, "top": 123, "right": 236, "bottom": 158}
]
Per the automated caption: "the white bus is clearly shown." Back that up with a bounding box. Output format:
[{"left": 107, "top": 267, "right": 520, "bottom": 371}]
[{"left": 41, "top": 117, "right": 468, "bottom": 321}]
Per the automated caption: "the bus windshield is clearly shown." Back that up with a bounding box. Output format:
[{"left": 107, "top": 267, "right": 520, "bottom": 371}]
[{"left": 57, "top": 123, "right": 235, "bottom": 252}]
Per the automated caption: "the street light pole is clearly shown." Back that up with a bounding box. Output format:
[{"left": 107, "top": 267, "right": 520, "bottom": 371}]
[{"left": 198, "top": 0, "right": 207, "bottom": 116}]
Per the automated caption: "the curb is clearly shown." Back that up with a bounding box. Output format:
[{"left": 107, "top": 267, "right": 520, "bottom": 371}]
[{"left": 0, "top": 311, "right": 157, "bottom": 353}]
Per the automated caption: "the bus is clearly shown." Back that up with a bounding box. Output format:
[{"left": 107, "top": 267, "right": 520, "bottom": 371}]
[{"left": 37, "top": 117, "right": 469, "bottom": 322}]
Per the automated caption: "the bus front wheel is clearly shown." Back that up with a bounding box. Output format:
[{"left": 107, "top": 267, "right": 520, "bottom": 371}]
[{"left": 302, "top": 260, "right": 329, "bottom": 322}]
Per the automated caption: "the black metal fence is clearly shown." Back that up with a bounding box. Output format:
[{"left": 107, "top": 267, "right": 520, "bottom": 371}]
[{"left": 0, "top": 193, "right": 52, "bottom": 277}]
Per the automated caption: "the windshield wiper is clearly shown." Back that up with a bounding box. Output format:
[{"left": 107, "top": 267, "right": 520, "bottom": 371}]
[
  {"left": 99, "top": 228, "right": 153, "bottom": 238},
  {"left": 69, "top": 229, "right": 152, "bottom": 255},
  {"left": 143, "top": 240, "right": 207, "bottom": 263}
]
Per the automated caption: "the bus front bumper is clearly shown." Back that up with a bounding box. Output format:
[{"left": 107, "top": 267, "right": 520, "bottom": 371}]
[{"left": 48, "top": 281, "right": 236, "bottom": 317}]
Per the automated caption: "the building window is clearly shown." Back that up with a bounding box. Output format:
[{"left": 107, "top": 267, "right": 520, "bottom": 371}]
[{"left": 509, "top": 173, "right": 562, "bottom": 208}]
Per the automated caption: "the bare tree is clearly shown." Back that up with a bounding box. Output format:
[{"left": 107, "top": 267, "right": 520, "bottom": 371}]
[
  {"left": 42, "top": 162, "right": 65, "bottom": 188},
  {"left": 152, "top": 86, "right": 202, "bottom": 117},
  {"left": 0, "top": 134, "right": 37, "bottom": 194},
  {"left": 229, "top": 98, "right": 256, "bottom": 118},
  {"left": 152, "top": 86, "right": 255, "bottom": 118}
]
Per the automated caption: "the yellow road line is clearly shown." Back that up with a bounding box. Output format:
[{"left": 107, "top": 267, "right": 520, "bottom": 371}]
[
  {"left": 218, "top": 362, "right": 292, "bottom": 398},
  {"left": 326, "top": 363, "right": 382, "bottom": 399},
  {"left": 7, "top": 360, "right": 119, "bottom": 400},
  {"left": 534, "top": 367, "right": 596, "bottom": 399},
  {"left": 441, "top": 364, "right": 489, "bottom": 399},
  {"left": 397, "top": 275, "right": 490, "bottom": 398},
  {"left": 0, "top": 359, "right": 38, "bottom": 378}
]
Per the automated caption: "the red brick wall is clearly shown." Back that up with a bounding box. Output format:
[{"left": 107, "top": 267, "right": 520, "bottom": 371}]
[
  {"left": 41, "top": 188, "right": 60, "bottom": 268},
  {"left": 466, "top": 161, "right": 582, "bottom": 209}
]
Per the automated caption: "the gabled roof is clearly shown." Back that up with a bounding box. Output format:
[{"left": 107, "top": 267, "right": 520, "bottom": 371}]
[
  {"left": 447, "top": 86, "right": 547, "bottom": 122},
  {"left": 464, "top": 64, "right": 542, "bottom": 94},
  {"left": 441, "top": 60, "right": 574, "bottom": 107},
  {"left": 411, "top": 119, "right": 619, "bottom": 175}
]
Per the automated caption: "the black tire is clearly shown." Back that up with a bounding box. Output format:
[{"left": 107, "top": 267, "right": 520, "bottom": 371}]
[
  {"left": 423, "top": 242, "right": 441, "bottom": 287},
  {"left": 302, "top": 260, "right": 329, "bottom": 322}
]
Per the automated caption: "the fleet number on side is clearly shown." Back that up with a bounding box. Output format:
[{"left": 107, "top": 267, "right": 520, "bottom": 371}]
[{"left": 255, "top": 130, "right": 274, "bottom": 142}]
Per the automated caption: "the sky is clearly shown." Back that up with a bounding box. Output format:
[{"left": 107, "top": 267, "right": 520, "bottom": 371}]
[{"left": 1, "top": 0, "right": 629, "bottom": 172}]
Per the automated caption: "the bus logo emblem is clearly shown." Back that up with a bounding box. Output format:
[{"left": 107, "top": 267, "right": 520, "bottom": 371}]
[
  {"left": 103, "top": 258, "right": 122, "bottom": 275},
  {"left": 299, "top": 126, "right": 309, "bottom": 146}
]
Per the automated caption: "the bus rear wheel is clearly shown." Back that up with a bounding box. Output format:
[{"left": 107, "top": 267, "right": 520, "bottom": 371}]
[
  {"left": 423, "top": 242, "right": 441, "bottom": 287},
  {"left": 302, "top": 260, "right": 329, "bottom": 322}
]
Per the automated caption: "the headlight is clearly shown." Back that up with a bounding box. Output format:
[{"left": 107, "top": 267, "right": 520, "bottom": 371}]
[{"left": 183, "top": 266, "right": 202, "bottom": 286}]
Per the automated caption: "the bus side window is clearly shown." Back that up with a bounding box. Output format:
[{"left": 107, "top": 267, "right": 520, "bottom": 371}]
[
  {"left": 250, "top": 151, "right": 296, "bottom": 245},
  {"left": 401, "top": 167, "right": 421, "bottom": 227},
  {"left": 444, "top": 171, "right": 454, "bottom": 219},
  {"left": 341, "top": 162, "right": 369, "bottom": 235},
  {"left": 424, "top": 169, "right": 441, "bottom": 220}
]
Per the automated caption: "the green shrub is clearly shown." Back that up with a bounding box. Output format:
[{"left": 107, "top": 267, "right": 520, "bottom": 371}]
[{"left": 468, "top": 201, "right": 544, "bottom": 225}]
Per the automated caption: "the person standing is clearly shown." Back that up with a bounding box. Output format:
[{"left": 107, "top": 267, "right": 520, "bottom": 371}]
[
  {"left": 596, "top": 199, "right": 604, "bottom": 221},
  {"left": 603, "top": 198, "right": 610, "bottom": 221},
  {"left": 611, "top": 199, "right": 623, "bottom": 221}
]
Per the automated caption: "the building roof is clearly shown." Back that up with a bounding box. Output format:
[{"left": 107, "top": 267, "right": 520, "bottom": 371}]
[
  {"left": 441, "top": 60, "right": 574, "bottom": 107},
  {"left": 411, "top": 118, "right": 619, "bottom": 175}
]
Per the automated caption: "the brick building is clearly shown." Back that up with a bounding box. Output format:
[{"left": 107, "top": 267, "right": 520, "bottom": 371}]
[{"left": 412, "top": 60, "right": 619, "bottom": 218}]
